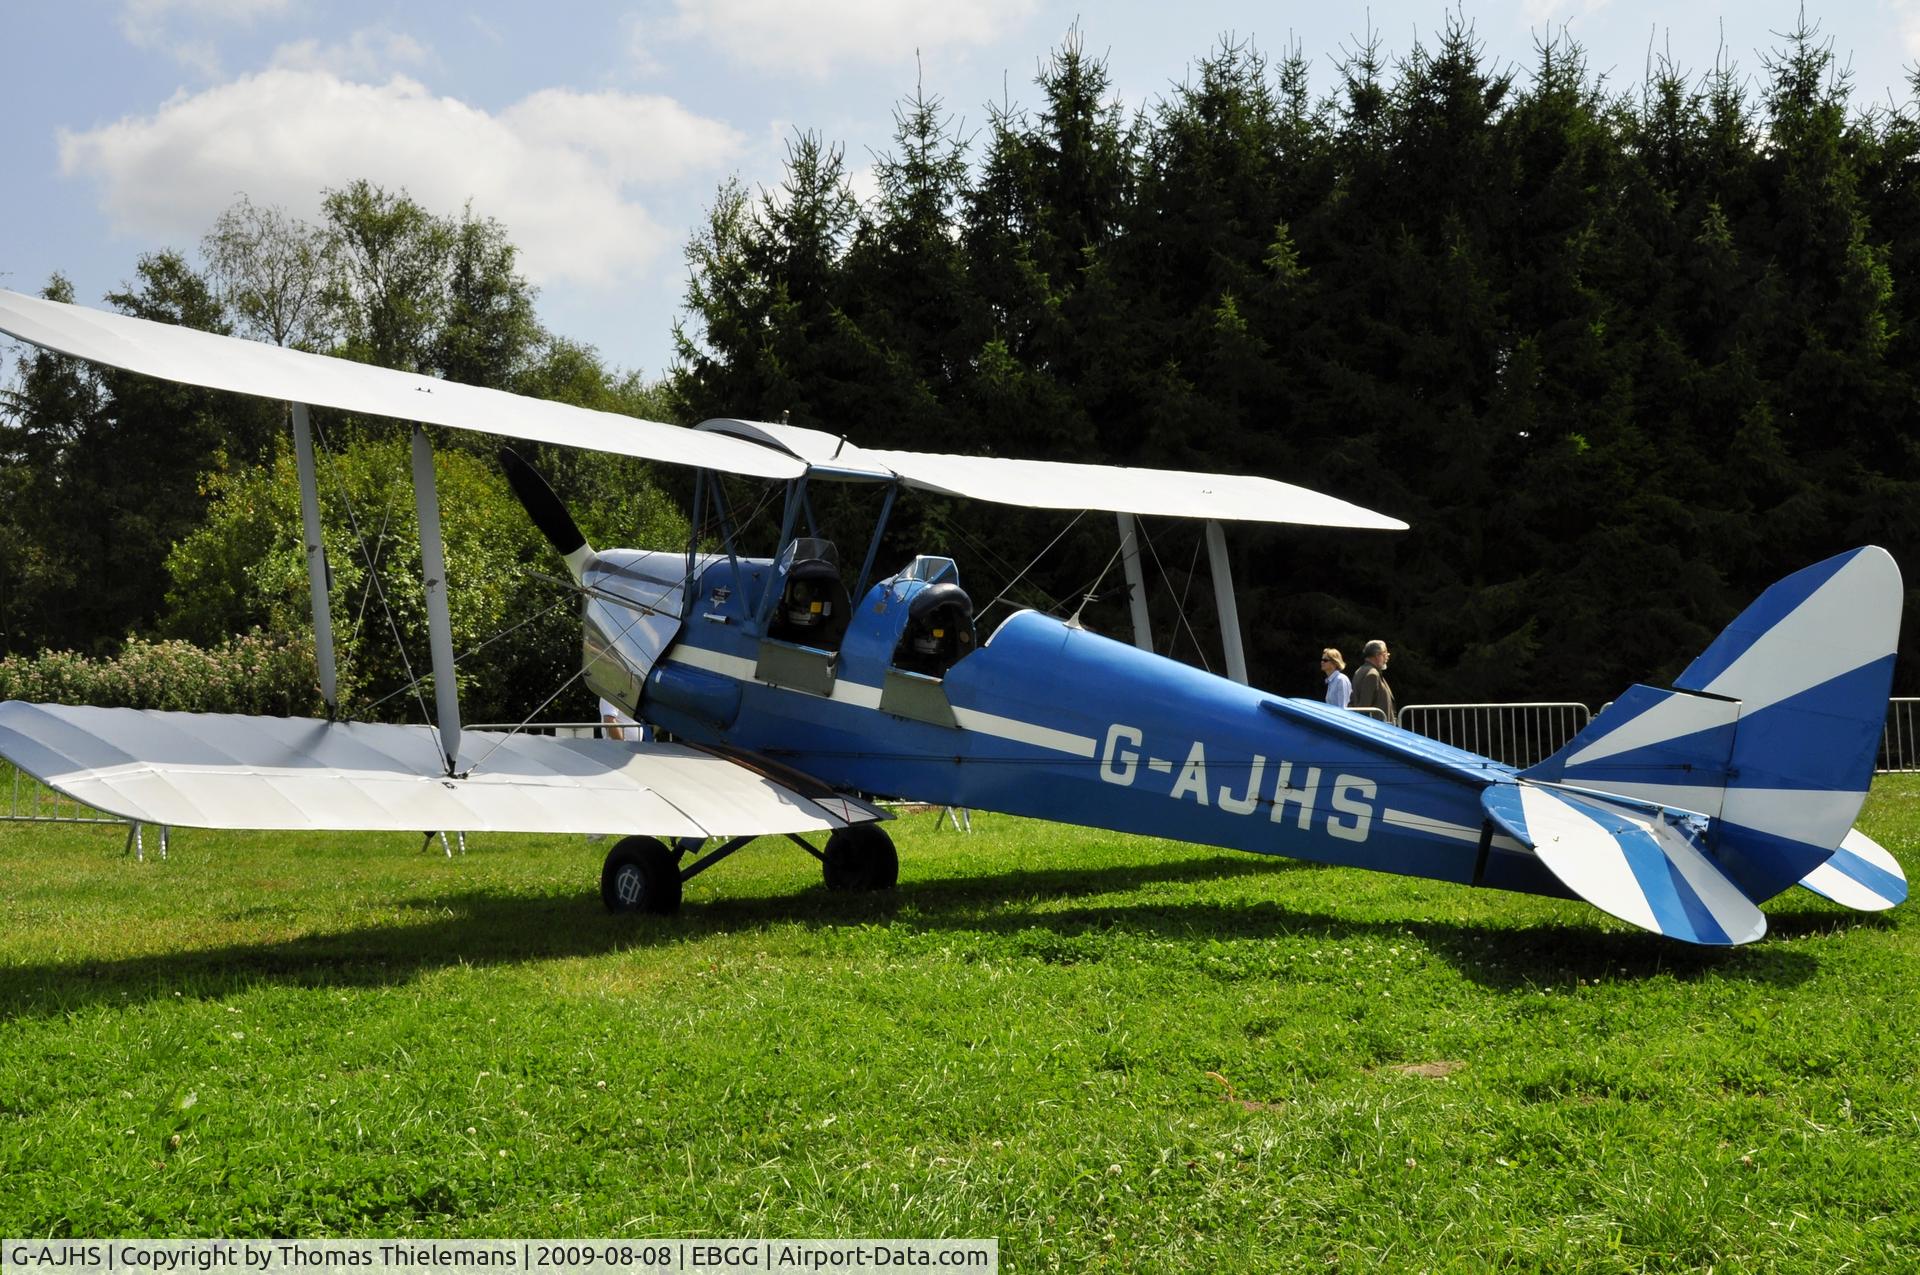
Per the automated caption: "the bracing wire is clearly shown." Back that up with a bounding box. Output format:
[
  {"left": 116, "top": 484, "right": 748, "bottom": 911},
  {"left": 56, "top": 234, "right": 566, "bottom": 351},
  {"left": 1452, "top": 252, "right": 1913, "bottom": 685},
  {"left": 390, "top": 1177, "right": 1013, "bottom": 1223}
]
[
  {"left": 460, "top": 476, "right": 789, "bottom": 777},
  {"left": 354, "top": 588, "right": 576, "bottom": 718},
  {"left": 1139, "top": 518, "right": 1212, "bottom": 674},
  {"left": 923, "top": 507, "right": 1025, "bottom": 578},
  {"left": 976, "top": 509, "right": 1087, "bottom": 622},
  {"left": 312, "top": 417, "right": 438, "bottom": 738},
  {"left": 1067, "top": 531, "right": 1131, "bottom": 628},
  {"left": 924, "top": 509, "right": 1071, "bottom": 617},
  {"left": 349, "top": 491, "right": 399, "bottom": 638}
]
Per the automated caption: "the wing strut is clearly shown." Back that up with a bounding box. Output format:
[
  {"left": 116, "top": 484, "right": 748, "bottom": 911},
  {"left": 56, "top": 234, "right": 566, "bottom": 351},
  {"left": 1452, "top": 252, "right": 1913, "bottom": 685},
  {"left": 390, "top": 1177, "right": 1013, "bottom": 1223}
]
[
  {"left": 1204, "top": 520, "right": 1249, "bottom": 685},
  {"left": 752, "top": 475, "right": 808, "bottom": 629},
  {"left": 289, "top": 403, "right": 338, "bottom": 713},
  {"left": 411, "top": 427, "right": 461, "bottom": 774},
  {"left": 1116, "top": 512, "right": 1153, "bottom": 654},
  {"left": 851, "top": 480, "right": 900, "bottom": 607}
]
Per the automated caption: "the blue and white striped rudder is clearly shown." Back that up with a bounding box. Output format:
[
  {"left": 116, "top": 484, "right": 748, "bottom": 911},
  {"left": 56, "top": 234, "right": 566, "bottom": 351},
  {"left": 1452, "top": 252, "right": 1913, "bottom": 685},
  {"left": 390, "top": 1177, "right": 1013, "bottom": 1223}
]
[{"left": 1497, "top": 546, "right": 1905, "bottom": 942}]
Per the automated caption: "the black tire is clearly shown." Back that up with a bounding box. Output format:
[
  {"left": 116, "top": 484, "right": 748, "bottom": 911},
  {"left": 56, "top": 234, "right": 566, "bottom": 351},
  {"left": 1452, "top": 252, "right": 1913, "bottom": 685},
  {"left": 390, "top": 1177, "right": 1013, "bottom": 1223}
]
[
  {"left": 600, "top": 836, "right": 683, "bottom": 914},
  {"left": 822, "top": 824, "right": 899, "bottom": 892}
]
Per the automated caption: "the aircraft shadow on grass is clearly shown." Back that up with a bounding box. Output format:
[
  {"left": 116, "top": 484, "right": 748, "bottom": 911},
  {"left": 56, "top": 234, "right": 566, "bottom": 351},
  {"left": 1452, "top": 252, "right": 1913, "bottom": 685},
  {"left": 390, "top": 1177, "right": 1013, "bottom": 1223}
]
[{"left": 0, "top": 850, "right": 1850, "bottom": 1020}]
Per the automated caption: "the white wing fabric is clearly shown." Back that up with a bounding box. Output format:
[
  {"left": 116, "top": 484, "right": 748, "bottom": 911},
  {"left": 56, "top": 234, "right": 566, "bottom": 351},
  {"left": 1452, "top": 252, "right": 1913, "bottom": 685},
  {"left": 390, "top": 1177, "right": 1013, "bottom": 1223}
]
[
  {"left": 696, "top": 418, "right": 1408, "bottom": 530},
  {"left": 0, "top": 289, "right": 804, "bottom": 479},
  {"left": 0, "top": 703, "right": 875, "bottom": 836}
]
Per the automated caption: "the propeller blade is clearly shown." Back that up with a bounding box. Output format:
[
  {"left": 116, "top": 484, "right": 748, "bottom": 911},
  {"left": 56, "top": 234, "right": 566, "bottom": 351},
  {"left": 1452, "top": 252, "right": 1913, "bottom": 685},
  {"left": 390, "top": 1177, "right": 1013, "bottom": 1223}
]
[
  {"left": 499, "top": 446, "right": 593, "bottom": 580},
  {"left": 500, "top": 446, "right": 587, "bottom": 555}
]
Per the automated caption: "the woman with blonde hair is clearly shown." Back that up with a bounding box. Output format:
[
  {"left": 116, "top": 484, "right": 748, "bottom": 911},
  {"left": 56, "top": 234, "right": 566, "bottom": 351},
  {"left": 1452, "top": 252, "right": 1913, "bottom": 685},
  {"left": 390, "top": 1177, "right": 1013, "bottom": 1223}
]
[{"left": 1320, "top": 648, "right": 1351, "bottom": 708}]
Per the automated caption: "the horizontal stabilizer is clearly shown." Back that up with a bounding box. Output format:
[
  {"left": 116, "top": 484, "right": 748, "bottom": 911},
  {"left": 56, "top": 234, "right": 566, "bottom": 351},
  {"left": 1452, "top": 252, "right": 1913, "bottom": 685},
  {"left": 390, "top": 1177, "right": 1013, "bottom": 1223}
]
[
  {"left": 1799, "top": 828, "right": 1908, "bottom": 911},
  {"left": 1519, "top": 683, "right": 1738, "bottom": 814},
  {"left": 1482, "top": 781, "right": 1765, "bottom": 945},
  {"left": 0, "top": 702, "right": 878, "bottom": 837},
  {"left": 1521, "top": 546, "right": 1900, "bottom": 903}
]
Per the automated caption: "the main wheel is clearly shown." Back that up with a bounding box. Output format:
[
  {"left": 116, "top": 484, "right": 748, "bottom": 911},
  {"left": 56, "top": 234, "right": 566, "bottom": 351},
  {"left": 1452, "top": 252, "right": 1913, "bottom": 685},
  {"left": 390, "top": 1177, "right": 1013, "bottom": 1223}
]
[
  {"left": 600, "top": 836, "right": 683, "bottom": 914},
  {"left": 822, "top": 824, "right": 898, "bottom": 892}
]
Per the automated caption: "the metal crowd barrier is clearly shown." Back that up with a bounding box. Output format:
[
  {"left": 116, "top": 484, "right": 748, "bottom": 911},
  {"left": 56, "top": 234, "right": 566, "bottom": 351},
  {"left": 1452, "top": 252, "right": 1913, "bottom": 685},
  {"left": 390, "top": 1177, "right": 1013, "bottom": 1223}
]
[
  {"left": 1395, "top": 697, "right": 1920, "bottom": 775},
  {"left": 1396, "top": 702, "right": 1593, "bottom": 770},
  {"left": 468, "top": 720, "right": 647, "bottom": 740},
  {"left": 1883, "top": 698, "right": 1920, "bottom": 773},
  {"left": 2, "top": 760, "right": 121, "bottom": 826}
]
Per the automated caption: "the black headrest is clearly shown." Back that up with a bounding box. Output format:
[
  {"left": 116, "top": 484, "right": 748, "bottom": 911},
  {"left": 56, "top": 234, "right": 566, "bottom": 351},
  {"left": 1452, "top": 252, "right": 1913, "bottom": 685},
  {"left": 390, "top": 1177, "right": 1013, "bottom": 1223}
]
[
  {"left": 907, "top": 582, "right": 972, "bottom": 622},
  {"left": 787, "top": 558, "right": 841, "bottom": 584}
]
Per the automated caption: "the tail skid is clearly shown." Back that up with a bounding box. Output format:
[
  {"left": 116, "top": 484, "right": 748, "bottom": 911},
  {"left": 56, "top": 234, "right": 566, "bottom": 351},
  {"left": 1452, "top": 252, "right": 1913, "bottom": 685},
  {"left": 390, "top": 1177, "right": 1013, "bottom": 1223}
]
[{"left": 1490, "top": 547, "right": 1904, "bottom": 944}]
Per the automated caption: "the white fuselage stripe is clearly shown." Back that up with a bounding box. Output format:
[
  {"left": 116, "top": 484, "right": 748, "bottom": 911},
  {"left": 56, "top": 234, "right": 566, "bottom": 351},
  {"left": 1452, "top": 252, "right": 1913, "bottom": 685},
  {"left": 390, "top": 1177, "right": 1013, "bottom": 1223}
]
[
  {"left": 951, "top": 707, "right": 1098, "bottom": 758},
  {"left": 1381, "top": 808, "right": 1526, "bottom": 853},
  {"left": 664, "top": 649, "right": 1097, "bottom": 757},
  {"left": 1383, "top": 808, "right": 1478, "bottom": 842}
]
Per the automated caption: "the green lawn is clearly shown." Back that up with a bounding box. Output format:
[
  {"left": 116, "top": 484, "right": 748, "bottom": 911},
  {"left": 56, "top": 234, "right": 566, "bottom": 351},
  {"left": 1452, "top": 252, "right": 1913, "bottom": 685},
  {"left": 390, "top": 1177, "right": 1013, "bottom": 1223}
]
[{"left": 2, "top": 779, "right": 1916, "bottom": 1271}]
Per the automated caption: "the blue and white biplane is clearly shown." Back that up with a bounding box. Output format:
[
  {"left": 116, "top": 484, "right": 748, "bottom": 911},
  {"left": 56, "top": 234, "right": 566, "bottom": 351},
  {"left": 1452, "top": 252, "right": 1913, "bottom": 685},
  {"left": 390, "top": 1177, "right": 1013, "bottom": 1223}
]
[{"left": 0, "top": 288, "right": 1905, "bottom": 946}]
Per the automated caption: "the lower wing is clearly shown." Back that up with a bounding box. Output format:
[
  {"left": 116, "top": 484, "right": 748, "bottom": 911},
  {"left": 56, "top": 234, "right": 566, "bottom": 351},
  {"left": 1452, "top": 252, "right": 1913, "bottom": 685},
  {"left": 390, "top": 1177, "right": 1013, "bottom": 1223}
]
[{"left": 0, "top": 702, "right": 879, "bottom": 837}]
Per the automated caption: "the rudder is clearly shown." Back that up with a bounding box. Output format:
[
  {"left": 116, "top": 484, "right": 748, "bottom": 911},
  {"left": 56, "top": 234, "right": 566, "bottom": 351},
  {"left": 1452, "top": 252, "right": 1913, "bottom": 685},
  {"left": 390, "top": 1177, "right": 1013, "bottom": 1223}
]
[{"left": 1523, "top": 546, "right": 1902, "bottom": 905}]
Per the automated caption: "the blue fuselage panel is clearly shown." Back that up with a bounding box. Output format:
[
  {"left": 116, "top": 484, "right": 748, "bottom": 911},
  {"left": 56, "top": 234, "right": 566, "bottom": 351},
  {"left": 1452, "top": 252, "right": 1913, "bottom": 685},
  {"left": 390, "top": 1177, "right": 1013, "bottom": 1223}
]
[{"left": 642, "top": 565, "right": 1564, "bottom": 898}]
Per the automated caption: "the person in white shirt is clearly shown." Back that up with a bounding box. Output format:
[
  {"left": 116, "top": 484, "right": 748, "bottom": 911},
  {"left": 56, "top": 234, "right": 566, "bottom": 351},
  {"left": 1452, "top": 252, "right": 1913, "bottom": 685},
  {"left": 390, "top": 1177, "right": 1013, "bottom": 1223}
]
[
  {"left": 599, "top": 697, "right": 644, "bottom": 742},
  {"left": 1320, "top": 648, "right": 1352, "bottom": 709}
]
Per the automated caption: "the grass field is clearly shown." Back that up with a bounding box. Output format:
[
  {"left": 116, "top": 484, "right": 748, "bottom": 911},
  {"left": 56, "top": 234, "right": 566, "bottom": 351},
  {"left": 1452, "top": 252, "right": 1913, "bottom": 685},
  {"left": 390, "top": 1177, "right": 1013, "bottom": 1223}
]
[{"left": 2, "top": 775, "right": 1916, "bottom": 1271}]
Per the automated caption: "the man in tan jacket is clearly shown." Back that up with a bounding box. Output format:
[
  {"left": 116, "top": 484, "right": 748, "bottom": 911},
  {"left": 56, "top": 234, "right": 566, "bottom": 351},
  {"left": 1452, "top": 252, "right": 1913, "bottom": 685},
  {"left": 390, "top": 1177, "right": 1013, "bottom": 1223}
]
[{"left": 1351, "top": 639, "right": 1395, "bottom": 724}]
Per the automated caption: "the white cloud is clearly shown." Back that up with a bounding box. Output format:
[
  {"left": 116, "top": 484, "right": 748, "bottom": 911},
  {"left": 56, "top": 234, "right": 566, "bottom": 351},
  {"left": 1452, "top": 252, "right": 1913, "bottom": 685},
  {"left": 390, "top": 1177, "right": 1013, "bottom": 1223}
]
[
  {"left": 269, "top": 27, "right": 431, "bottom": 78},
  {"left": 844, "top": 160, "right": 881, "bottom": 211},
  {"left": 653, "top": 0, "right": 1037, "bottom": 78},
  {"left": 122, "top": 0, "right": 290, "bottom": 35},
  {"left": 1894, "top": 0, "right": 1920, "bottom": 63},
  {"left": 502, "top": 90, "right": 744, "bottom": 186},
  {"left": 1517, "top": 0, "right": 1614, "bottom": 28},
  {"left": 56, "top": 70, "right": 747, "bottom": 292},
  {"left": 120, "top": 0, "right": 293, "bottom": 73}
]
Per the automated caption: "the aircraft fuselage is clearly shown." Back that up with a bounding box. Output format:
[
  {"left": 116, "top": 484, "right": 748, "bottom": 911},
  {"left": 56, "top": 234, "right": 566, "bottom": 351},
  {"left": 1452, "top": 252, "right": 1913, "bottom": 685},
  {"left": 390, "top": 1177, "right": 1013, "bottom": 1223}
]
[{"left": 593, "top": 551, "right": 1570, "bottom": 901}]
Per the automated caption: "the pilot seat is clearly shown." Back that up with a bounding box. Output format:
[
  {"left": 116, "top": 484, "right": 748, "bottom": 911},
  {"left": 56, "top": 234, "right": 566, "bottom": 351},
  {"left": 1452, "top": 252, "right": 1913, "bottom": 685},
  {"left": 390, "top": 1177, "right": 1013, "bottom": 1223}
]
[
  {"left": 767, "top": 537, "right": 851, "bottom": 649},
  {"left": 892, "top": 582, "right": 977, "bottom": 678}
]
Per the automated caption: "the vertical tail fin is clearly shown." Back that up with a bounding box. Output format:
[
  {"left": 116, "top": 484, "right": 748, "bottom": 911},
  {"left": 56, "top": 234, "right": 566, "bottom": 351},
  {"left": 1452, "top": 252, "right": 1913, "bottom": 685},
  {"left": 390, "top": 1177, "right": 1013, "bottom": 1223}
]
[{"left": 1521, "top": 546, "right": 1902, "bottom": 906}]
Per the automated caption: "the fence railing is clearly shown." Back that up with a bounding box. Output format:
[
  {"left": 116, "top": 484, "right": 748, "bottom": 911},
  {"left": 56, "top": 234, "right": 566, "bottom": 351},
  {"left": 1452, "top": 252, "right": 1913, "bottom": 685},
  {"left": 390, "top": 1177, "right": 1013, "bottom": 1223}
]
[
  {"left": 2, "top": 760, "right": 122, "bottom": 825},
  {"left": 1883, "top": 698, "right": 1920, "bottom": 773},
  {"left": 1396, "top": 702, "right": 1593, "bottom": 770},
  {"left": 467, "top": 721, "right": 645, "bottom": 741}
]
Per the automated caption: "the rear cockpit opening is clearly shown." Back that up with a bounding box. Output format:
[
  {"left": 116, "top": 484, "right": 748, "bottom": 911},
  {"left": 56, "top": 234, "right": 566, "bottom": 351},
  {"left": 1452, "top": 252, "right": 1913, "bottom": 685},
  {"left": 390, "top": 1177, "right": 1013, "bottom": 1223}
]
[
  {"left": 768, "top": 536, "right": 851, "bottom": 650},
  {"left": 892, "top": 581, "right": 976, "bottom": 678}
]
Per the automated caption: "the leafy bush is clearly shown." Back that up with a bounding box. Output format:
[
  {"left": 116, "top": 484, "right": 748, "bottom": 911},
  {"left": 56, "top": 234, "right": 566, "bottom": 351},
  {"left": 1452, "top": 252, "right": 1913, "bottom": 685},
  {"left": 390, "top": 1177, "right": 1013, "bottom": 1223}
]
[
  {"left": 162, "top": 430, "right": 688, "bottom": 724},
  {"left": 0, "top": 630, "right": 322, "bottom": 715}
]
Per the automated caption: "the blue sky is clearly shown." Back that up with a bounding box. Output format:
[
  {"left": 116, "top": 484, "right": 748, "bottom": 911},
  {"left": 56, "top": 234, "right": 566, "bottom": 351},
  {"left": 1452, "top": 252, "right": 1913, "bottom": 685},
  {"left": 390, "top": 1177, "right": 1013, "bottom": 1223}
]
[{"left": 3, "top": 1, "right": 1915, "bottom": 383}]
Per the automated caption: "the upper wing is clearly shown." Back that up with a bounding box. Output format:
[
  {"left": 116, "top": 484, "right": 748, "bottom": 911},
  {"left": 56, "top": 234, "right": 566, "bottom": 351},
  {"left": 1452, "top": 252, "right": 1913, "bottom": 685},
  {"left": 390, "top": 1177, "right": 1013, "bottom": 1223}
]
[
  {"left": 0, "top": 702, "right": 878, "bottom": 836},
  {"left": 0, "top": 289, "right": 803, "bottom": 480},
  {"left": 696, "top": 418, "right": 1408, "bottom": 530},
  {"left": 0, "top": 289, "right": 1402, "bottom": 527}
]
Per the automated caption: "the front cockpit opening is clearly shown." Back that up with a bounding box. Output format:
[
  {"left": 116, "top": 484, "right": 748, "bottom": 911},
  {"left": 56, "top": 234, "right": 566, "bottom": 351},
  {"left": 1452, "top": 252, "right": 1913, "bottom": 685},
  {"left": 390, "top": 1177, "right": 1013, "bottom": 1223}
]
[
  {"left": 893, "top": 581, "right": 976, "bottom": 678},
  {"left": 768, "top": 536, "right": 851, "bottom": 649}
]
